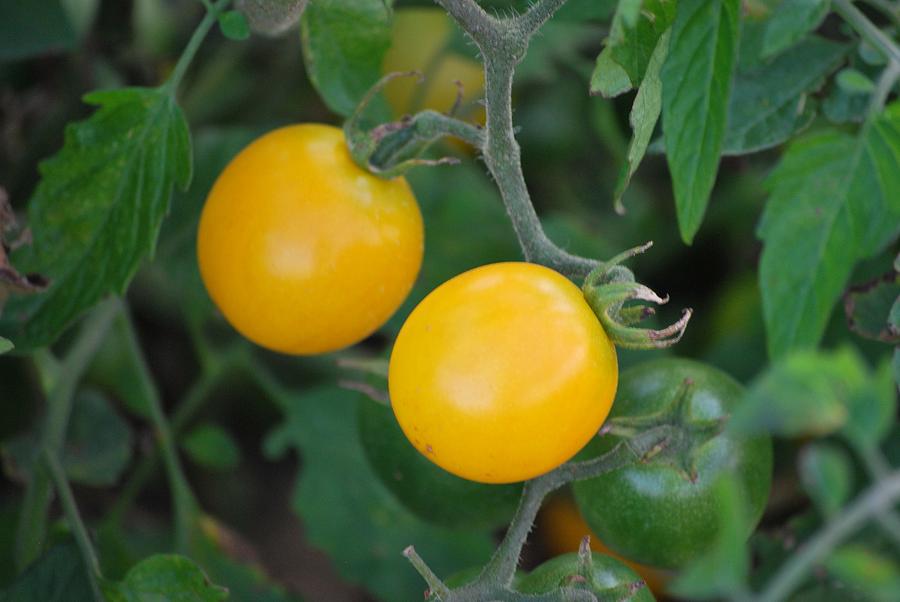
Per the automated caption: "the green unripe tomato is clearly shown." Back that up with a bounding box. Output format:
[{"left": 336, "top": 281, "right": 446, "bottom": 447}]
[
  {"left": 517, "top": 552, "right": 655, "bottom": 601},
  {"left": 357, "top": 397, "right": 521, "bottom": 529},
  {"left": 573, "top": 358, "right": 773, "bottom": 569}
]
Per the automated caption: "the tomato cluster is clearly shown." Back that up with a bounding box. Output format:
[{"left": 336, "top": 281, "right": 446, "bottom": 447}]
[{"left": 197, "top": 121, "right": 772, "bottom": 592}]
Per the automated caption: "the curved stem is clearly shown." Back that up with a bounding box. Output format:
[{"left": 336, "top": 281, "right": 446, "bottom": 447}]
[
  {"left": 834, "top": 0, "right": 900, "bottom": 66},
  {"left": 117, "top": 304, "right": 198, "bottom": 552},
  {"left": 856, "top": 445, "right": 900, "bottom": 551},
  {"left": 432, "top": 0, "right": 597, "bottom": 279},
  {"left": 165, "top": 0, "right": 232, "bottom": 95},
  {"left": 469, "top": 443, "right": 636, "bottom": 588},
  {"left": 15, "top": 298, "right": 119, "bottom": 571},
  {"left": 43, "top": 450, "right": 105, "bottom": 601},
  {"left": 754, "top": 470, "right": 900, "bottom": 602}
]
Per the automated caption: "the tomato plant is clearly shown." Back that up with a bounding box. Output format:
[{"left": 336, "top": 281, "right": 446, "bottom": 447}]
[
  {"left": 389, "top": 262, "right": 618, "bottom": 483},
  {"left": 358, "top": 394, "right": 521, "bottom": 528},
  {"left": 197, "top": 123, "right": 423, "bottom": 355},
  {"left": 573, "top": 358, "right": 773, "bottom": 569},
  {"left": 1, "top": 0, "right": 899, "bottom": 601},
  {"left": 517, "top": 551, "right": 655, "bottom": 601}
]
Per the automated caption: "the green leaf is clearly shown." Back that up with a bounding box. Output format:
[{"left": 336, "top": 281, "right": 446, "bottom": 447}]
[
  {"left": 762, "top": 0, "right": 830, "bottom": 58},
  {"left": 729, "top": 347, "right": 866, "bottom": 437},
  {"left": 0, "top": 543, "right": 94, "bottom": 601},
  {"left": 264, "top": 387, "right": 494, "bottom": 602},
  {"left": 837, "top": 67, "right": 876, "bottom": 94},
  {"left": 300, "top": 0, "right": 393, "bottom": 117},
  {"left": 841, "top": 358, "right": 897, "bottom": 451},
  {"left": 62, "top": 390, "right": 133, "bottom": 486},
  {"left": 613, "top": 28, "right": 669, "bottom": 210},
  {"left": 0, "top": 337, "right": 11, "bottom": 354},
  {"left": 182, "top": 424, "right": 241, "bottom": 471},
  {"left": 798, "top": 442, "right": 852, "bottom": 518},
  {"left": 724, "top": 37, "right": 847, "bottom": 155},
  {"left": 844, "top": 272, "right": 900, "bottom": 343},
  {"left": 661, "top": 0, "right": 741, "bottom": 244},
  {"left": 605, "top": 0, "right": 676, "bottom": 87},
  {"left": 102, "top": 554, "right": 228, "bottom": 602},
  {"left": 85, "top": 313, "right": 155, "bottom": 418},
  {"left": 0, "top": 0, "right": 76, "bottom": 61},
  {"left": 825, "top": 545, "right": 900, "bottom": 602},
  {"left": 758, "top": 104, "right": 900, "bottom": 358},
  {"left": 218, "top": 10, "right": 250, "bottom": 40},
  {"left": 2, "top": 389, "right": 133, "bottom": 487},
  {"left": 0, "top": 87, "right": 192, "bottom": 351},
  {"left": 669, "top": 476, "right": 750, "bottom": 599},
  {"left": 590, "top": 49, "right": 633, "bottom": 98},
  {"left": 894, "top": 348, "right": 900, "bottom": 390},
  {"left": 236, "top": 0, "right": 308, "bottom": 36},
  {"left": 823, "top": 82, "right": 870, "bottom": 124}
]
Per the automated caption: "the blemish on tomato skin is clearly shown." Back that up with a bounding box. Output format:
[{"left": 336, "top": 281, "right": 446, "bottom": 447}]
[{"left": 425, "top": 444, "right": 434, "bottom": 454}]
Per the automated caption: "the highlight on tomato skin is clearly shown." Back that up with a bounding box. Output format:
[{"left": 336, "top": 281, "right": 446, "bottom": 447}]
[
  {"left": 387, "top": 261, "right": 618, "bottom": 484},
  {"left": 196, "top": 123, "right": 424, "bottom": 356}
]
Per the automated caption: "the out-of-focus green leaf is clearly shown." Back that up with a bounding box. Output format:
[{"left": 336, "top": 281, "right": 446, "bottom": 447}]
[
  {"left": 598, "top": 0, "right": 676, "bottom": 90},
  {"left": 825, "top": 545, "right": 900, "bottom": 602},
  {"left": 724, "top": 37, "right": 847, "bottom": 155},
  {"left": 60, "top": 0, "right": 100, "bottom": 39},
  {"left": 62, "top": 390, "right": 133, "bottom": 486},
  {"left": 614, "top": 29, "right": 669, "bottom": 211},
  {"left": 798, "top": 443, "right": 852, "bottom": 518},
  {"left": 729, "top": 348, "right": 865, "bottom": 437},
  {"left": 0, "top": 87, "right": 192, "bottom": 351},
  {"left": 2, "top": 390, "right": 132, "bottom": 487},
  {"left": 758, "top": 104, "right": 900, "bottom": 358},
  {"left": 837, "top": 68, "right": 876, "bottom": 94},
  {"left": 218, "top": 10, "right": 251, "bottom": 40},
  {"left": 669, "top": 476, "right": 750, "bottom": 599},
  {"left": 841, "top": 359, "right": 896, "bottom": 451},
  {"left": 182, "top": 424, "right": 241, "bottom": 471},
  {"left": 85, "top": 314, "right": 153, "bottom": 418},
  {"left": 264, "top": 387, "right": 494, "bottom": 602},
  {"left": 823, "top": 83, "right": 870, "bottom": 124},
  {"left": 101, "top": 555, "right": 228, "bottom": 602},
  {"left": 0, "top": 543, "right": 93, "bottom": 601},
  {"left": 0, "top": 337, "right": 11, "bottom": 354},
  {"left": 300, "top": 0, "right": 393, "bottom": 117},
  {"left": 590, "top": 50, "right": 632, "bottom": 98},
  {"left": 518, "top": 22, "right": 600, "bottom": 84},
  {"left": 733, "top": 347, "right": 896, "bottom": 447},
  {"left": 236, "top": 0, "right": 307, "bottom": 36},
  {"left": 661, "top": 0, "right": 741, "bottom": 244},
  {"left": 0, "top": 0, "right": 76, "bottom": 61},
  {"left": 762, "top": 0, "right": 830, "bottom": 58},
  {"left": 844, "top": 272, "right": 900, "bottom": 343},
  {"left": 894, "top": 348, "right": 900, "bottom": 390}
]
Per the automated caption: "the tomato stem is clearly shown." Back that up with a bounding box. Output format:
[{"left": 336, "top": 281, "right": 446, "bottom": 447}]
[
  {"left": 14, "top": 298, "right": 119, "bottom": 571},
  {"left": 43, "top": 449, "right": 105, "bottom": 602}
]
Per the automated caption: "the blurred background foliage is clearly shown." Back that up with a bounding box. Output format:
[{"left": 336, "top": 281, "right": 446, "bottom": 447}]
[{"left": 0, "top": 0, "right": 897, "bottom": 600}]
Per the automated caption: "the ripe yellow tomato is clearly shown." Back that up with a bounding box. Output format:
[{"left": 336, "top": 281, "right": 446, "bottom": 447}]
[
  {"left": 197, "top": 124, "right": 423, "bottom": 355},
  {"left": 538, "top": 495, "right": 672, "bottom": 597},
  {"left": 388, "top": 262, "right": 618, "bottom": 484},
  {"left": 382, "top": 8, "right": 484, "bottom": 120}
]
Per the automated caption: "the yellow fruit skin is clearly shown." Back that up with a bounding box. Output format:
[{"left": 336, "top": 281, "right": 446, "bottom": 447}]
[
  {"left": 197, "top": 124, "right": 423, "bottom": 355},
  {"left": 389, "top": 262, "right": 618, "bottom": 484},
  {"left": 382, "top": 8, "right": 485, "bottom": 120}
]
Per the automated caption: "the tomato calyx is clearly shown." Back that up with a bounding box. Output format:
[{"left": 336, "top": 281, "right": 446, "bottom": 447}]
[
  {"left": 582, "top": 242, "right": 692, "bottom": 350},
  {"left": 601, "top": 377, "right": 726, "bottom": 483},
  {"left": 344, "top": 72, "right": 485, "bottom": 178},
  {"left": 567, "top": 536, "right": 649, "bottom": 600}
]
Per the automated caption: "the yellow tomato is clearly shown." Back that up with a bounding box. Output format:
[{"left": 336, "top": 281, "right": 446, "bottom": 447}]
[
  {"left": 538, "top": 495, "right": 673, "bottom": 597},
  {"left": 197, "top": 124, "right": 423, "bottom": 355},
  {"left": 382, "top": 8, "right": 484, "bottom": 120},
  {"left": 388, "top": 262, "right": 618, "bottom": 484}
]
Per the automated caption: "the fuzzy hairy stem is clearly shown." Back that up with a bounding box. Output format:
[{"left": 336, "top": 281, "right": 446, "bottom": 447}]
[{"left": 434, "top": 0, "right": 598, "bottom": 279}]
